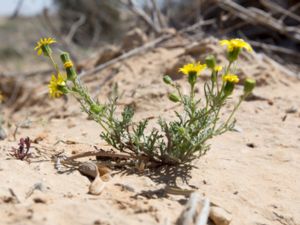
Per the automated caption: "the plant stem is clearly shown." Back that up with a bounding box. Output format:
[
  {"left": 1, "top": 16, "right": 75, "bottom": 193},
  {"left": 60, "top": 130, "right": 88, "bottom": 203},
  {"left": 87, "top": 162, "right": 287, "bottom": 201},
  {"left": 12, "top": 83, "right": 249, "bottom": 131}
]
[
  {"left": 222, "top": 95, "right": 244, "bottom": 129},
  {"left": 48, "top": 54, "right": 59, "bottom": 74},
  {"left": 190, "top": 82, "right": 196, "bottom": 117},
  {"left": 226, "top": 61, "right": 233, "bottom": 74}
]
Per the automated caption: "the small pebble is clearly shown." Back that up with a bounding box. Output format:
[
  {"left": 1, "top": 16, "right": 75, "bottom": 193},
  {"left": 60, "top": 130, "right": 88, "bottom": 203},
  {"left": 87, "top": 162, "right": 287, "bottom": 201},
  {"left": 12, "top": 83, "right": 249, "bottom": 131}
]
[
  {"left": 89, "top": 175, "right": 106, "bottom": 195},
  {"left": 79, "top": 162, "right": 98, "bottom": 178},
  {"left": 246, "top": 143, "right": 256, "bottom": 148},
  {"left": 232, "top": 126, "right": 243, "bottom": 133},
  {"left": 209, "top": 206, "right": 232, "bottom": 225},
  {"left": 0, "top": 127, "right": 7, "bottom": 140},
  {"left": 33, "top": 197, "right": 47, "bottom": 204}
]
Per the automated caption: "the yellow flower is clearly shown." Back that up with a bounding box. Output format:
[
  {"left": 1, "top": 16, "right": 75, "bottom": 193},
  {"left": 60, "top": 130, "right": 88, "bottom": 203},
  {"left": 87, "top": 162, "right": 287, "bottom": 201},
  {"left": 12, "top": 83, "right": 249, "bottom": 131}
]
[
  {"left": 220, "top": 39, "right": 252, "bottom": 52},
  {"left": 223, "top": 74, "right": 239, "bottom": 84},
  {"left": 34, "top": 37, "right": 56, "bottom": 56},
  {"left": 48, "top": 73, "right": 66, "bottom": 98},
  {"left": 64, "top": 61, "right": 73, "bottom": 69},
  {"left": 179, "top": 62, "right": 207, "bottom": 76},
  {"left": 214, "top": 65, "right": 223, "bottom": 72}
]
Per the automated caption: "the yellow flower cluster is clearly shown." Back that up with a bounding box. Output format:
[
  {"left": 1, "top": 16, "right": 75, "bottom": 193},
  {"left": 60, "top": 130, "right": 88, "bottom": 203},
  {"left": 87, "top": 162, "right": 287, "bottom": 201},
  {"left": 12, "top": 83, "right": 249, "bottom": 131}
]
[
  {"left": 220, "top": 39, "right": 252, "bottom": 52},
  {"left": 48, "top": 73, "right": 66, "bottom": 98},
  {"left": 179, "top": 62, "right": 207, "bottom": 76},
  {"left": 222, "top": 74, "right": 239, "bottom": 84},
  {"left": 34, "top": 37, "right": 56, "bottom": 56}
]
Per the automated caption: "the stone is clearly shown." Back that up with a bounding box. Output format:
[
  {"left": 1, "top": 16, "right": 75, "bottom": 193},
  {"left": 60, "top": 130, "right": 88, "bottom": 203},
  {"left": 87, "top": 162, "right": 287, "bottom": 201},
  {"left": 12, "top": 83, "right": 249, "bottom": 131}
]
[
  {"left": 79, "top": 162, "right": 98, "bottom": 179},
  {"left": 209, "top": 206, "right": 232, "bottom": 225},
  {"left": 0, "top": 127, "right": 7, "bottom": 140},
  {"left": 89, "top": 175, "right": 106, "bottom": 195}
]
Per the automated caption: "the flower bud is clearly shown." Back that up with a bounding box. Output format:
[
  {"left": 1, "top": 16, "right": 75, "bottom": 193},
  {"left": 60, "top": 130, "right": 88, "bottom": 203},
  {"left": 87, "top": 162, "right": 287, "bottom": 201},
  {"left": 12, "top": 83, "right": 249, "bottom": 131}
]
[
  {"left": 60, "top": 52, "right": 77, "bottom": 81},
  {"left": 64, "top": 61, "right": 73, "bottom": 69},
  {"left": 177, "top": 127, "right": 185, "bottom": 135},
  {"left": 41, "top": 45, "right": 52, "bottom": 57},
  {"left": 90, "top": 104, "right": 104, "bottom": 114},
  {"left": 57, "top": 84, "right": 69, "bottom": 94},
  {"left": 163, "top": 75, "right": 173, "bottom": 85},
  {"left": 168, "top": 93, "right": 180, "bottom": 102},
  {"left": 227, "top": 48, "right": 241, "bottom": 62},
  {"left": 224, "top": 82, "right": 235, "bottom": 96},
  {"left": 205, "top": 55, "right": 216, "bottom": 69},
  {"left": 244, "top": 78, "right": 256, "bottom": 94},
  {"left": 188, "top": 72, "right": 197, "bottom": 86}
]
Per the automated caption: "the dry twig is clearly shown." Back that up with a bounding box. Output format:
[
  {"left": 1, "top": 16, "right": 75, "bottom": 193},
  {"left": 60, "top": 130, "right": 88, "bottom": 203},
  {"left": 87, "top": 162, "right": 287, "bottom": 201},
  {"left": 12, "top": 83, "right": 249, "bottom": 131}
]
[
  {"left": 65, "top": 13, "right": 86, "bottom": 44},
  {"left": 150, "top": 0, "right": 167, "bottom": 29},
  {"left": 260, "top": 0, "right": 300, "bottom": 23},
  {"left": 216, "top": 0, "right": 300, "bottom": 43},
  {"left": 280, "top": 2, "right": 300, "bottom": 22},
  {"left": 248, "top": 40, "right": 300, "bottom": 57},
  {"left": 126, "top": 0, "right": 161, "bottom": 34}
]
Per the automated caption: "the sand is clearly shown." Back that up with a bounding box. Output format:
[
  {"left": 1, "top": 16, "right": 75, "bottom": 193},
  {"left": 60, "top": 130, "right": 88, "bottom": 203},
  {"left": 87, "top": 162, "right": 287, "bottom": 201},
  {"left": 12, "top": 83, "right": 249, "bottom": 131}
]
[{"left": 0, "top": 37, "right": 299, "bottom": 225}]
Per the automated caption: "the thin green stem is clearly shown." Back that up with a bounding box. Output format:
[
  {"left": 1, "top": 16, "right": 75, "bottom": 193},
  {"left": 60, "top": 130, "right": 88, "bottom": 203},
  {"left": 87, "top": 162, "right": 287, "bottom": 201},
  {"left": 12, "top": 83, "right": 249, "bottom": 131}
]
[
  {"left": 174, "top": 83, "right": 184, "bottom": 104},
  {"left": 190, "top": 83, "right": 195, "bottom": 100},
  {"left": 222, "top": 95, "right": 244, "bottom": 129},
  {"left": 48, "top": 54, "right": 59, "bottom": 74},
  {"left": 225, "top": 61, "right": 233, "bottom": 74},
  {"left": 211, "top": 82, "right": 225, "bottom": 131},
  {"left": 190, "top": 82, "right": 195, "bottom": 108}
]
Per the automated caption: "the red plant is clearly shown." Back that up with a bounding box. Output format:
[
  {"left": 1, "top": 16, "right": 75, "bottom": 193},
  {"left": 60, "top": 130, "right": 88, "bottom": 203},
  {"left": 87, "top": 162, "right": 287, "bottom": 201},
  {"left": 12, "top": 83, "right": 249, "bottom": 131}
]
[{"left": 11, "top": 137, "right": 32, "bottom": 160}]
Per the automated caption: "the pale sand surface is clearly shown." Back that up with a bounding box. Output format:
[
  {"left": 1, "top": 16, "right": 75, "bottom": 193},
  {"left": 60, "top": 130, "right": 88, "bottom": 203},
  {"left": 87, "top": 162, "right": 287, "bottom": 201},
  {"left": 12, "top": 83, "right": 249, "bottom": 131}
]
[{"left": 0, "top": 37, "right": 299, "bottom": 225}]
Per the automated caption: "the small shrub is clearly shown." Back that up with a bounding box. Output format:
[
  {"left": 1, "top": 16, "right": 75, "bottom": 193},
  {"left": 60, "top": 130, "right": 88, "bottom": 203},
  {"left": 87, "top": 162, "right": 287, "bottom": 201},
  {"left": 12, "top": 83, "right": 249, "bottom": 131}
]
[{"left": 35, "top": 38, "right": 255, "bottom": 165}]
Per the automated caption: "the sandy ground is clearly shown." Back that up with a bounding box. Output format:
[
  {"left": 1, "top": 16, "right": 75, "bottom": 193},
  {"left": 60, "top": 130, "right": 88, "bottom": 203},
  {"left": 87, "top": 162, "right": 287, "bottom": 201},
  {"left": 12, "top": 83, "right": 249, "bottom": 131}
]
[{"left": 0, "top": 37, "right": 299, "bottom": 225}]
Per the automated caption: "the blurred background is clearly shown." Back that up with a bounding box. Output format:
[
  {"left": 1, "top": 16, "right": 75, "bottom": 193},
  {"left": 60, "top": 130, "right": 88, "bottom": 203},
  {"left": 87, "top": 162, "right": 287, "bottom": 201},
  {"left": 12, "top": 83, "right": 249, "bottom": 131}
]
[
  {"left": 0, "top": 0, "right": 299, "bottom": 140},
  {"left": 0, "top": 0, "right": 299, "bottom": 73}
]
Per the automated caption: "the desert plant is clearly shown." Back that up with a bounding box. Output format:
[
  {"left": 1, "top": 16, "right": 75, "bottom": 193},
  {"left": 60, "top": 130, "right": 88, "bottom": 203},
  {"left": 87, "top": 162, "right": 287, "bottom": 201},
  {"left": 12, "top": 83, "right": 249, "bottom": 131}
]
[
  {"left": 10, "top": 137, "right": 32, "bottom": 160},
  {"left": 35, "top": 37, "right": 255, "bottom": 165}
]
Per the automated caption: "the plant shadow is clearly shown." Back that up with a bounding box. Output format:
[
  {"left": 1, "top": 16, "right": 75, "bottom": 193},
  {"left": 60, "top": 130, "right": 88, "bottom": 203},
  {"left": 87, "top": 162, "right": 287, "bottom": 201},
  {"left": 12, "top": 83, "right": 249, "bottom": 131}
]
[{"left": 116, "top": 163, "right": 196, "bottom": 186}]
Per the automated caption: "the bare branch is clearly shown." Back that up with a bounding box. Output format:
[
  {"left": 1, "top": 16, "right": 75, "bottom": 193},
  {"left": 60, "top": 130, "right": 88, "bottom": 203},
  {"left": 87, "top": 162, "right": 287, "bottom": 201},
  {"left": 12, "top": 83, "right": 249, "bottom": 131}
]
[
  {"left": 280, "top": 2, "right": 300, "bottom": 22},
  {"left": 150, "top": 0, "right": 167, "bottom": 29},
  {"left": 66, "top": 13, "right": 86, "bottom": 44},
  {"left": 126, "top": 0, "right": 161, "bottom": 34},
  {"left": 10, "top": 0, "right": 24, "bottom": 20},
  {"left": 216, "top": 0, "right": 300, "bottom": 43},
  {"left": 260, "top": 0, "right": 300, "bottom": 23}
]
